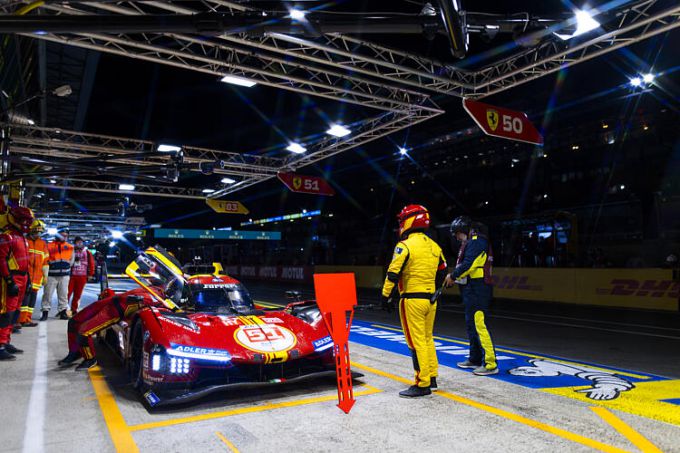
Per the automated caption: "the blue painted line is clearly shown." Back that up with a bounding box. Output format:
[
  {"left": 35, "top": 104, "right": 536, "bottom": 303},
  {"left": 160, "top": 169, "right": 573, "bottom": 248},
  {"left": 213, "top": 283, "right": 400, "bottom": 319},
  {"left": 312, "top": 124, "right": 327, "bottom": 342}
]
[{"left": 349, "top": 320, "right": 666, "bottom": 396}]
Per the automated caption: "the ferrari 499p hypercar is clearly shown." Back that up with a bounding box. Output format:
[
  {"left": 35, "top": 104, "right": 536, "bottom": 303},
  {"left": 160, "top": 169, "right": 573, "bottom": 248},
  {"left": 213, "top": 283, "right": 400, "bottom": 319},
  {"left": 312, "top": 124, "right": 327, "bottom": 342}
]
[{"left": 97, "top": 247, "right": 335, "bottom": 407}]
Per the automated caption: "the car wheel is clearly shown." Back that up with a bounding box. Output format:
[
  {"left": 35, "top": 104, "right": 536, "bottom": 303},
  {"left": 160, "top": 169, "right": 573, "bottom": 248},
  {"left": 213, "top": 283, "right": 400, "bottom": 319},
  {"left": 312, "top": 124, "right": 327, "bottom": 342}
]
[{"left": 129, "top": 321, "right": 148, "bottom": 392}]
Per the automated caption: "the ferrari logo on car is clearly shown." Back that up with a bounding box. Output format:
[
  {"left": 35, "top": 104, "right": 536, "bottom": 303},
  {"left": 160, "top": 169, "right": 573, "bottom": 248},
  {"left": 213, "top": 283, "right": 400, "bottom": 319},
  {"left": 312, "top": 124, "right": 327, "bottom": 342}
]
[
  {"left": 292, "top": 177, "right": 302, "bottom": 190},
  {"left": 486, "top": 109, "right": 499, "bottom": 131}
]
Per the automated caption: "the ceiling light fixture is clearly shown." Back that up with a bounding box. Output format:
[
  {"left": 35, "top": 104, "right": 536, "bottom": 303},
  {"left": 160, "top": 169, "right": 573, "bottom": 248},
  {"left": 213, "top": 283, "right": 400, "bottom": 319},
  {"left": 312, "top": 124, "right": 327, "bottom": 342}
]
[
  {"left": 220, "top": 75, "right": 257, "bottom": 87},
  {"left": 157, "top": 144, "right": 181, "bottom": 153},
  {"left": 286, "top": 142, "right": 307, "bottom": 154},
  {"left": 289, "top": 9, "right": 306, "bottom": 20},
  {"left": 220, "top": 177, "right": 236, "bottom": 184},
  {"left": 119, "top": 184, "right": 136, "bottom": 191},
  {"left": 326, "top": 124, "right": 351, "bottom": 138},
  {"left": 202, "top": 188, "right": 215, "bottom": 194},
  {"left": 555, "top": 9, "right": 600, "bottom": 40},
  {"left": 399, "top": 147, "right": 408, "bottom": 155}
]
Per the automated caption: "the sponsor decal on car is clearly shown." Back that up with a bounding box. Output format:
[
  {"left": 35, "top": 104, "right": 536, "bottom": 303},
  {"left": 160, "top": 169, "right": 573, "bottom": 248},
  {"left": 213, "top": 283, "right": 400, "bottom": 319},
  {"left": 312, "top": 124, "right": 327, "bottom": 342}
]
[
  {"left": 169, "top": 343, "right": 232, "bottom": 361},
  {"left": 234, "top": 325, "right": 297, "bottom": 353},
  {"left": 313, "top": 335, "right": 333, "bottom": 352},
  {"left": 261, "top": 317, "right": 284, "bottom": 324}
]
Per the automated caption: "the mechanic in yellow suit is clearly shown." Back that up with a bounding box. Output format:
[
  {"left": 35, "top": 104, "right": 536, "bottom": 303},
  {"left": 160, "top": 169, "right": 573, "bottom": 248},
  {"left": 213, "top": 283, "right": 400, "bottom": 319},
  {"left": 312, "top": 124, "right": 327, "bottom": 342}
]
[{"left": 381, "top": 204, "right": 447, "bottom": 398}]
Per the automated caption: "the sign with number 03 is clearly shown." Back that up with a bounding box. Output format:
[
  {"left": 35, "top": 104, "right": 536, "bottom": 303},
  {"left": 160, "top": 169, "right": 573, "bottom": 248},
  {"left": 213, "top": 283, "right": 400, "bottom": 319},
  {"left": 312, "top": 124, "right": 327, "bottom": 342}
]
[
  {"left": 234, "top": 324, "right": 297, "bottom": 353},
  {"left": 463, "top": 98, "right": 544, "bottom": 146},
  {"left": 277, "top": 172, "right": 336, "bottom": 196}
]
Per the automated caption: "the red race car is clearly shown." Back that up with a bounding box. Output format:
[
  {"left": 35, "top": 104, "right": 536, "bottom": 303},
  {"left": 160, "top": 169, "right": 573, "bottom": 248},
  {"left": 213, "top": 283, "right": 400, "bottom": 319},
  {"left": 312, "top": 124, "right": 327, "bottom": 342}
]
[{"left": 91, "top": 247, "right": 335, "bottom": 407}]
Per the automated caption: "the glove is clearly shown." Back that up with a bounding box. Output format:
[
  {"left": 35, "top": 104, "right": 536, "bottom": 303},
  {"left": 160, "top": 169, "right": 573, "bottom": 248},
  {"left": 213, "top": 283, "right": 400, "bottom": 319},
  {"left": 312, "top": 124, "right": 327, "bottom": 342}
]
[
  {"left": 5, "top": 276, "right": 19, "bottom": 297},
  {"left": 381, "top": 295, "right": 394, "bottom": 313}
]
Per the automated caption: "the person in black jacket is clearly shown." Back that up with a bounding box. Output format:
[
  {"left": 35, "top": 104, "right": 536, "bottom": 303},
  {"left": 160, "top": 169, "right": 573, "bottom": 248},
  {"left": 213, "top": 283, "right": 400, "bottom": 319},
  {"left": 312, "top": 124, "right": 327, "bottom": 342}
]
[{"left": 444, "top": 217, "right": 498, "bottom": 376}]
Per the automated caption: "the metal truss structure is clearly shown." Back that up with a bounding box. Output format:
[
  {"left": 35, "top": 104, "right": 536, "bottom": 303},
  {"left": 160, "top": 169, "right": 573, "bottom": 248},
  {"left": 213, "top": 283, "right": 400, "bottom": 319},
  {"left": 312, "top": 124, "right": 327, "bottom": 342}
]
[
  {"left": 25, "top": 178, "right": 208, "bottom": 199},
  {"left": 1, "top": 0, "right": 678, "bottom": 199}
]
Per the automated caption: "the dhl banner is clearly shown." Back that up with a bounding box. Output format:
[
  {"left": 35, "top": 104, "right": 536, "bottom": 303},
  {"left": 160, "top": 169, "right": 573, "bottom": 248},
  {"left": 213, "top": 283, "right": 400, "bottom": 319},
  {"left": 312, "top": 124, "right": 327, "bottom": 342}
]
[{"left": 223, "top": 265, "right": 679, "bottom": 311}]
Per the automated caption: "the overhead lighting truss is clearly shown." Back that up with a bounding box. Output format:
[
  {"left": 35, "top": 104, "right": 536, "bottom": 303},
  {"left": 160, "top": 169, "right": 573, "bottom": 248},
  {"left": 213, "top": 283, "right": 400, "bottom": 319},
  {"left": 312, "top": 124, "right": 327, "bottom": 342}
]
[{"left": 0, "top": 0, "right": 677, "bottom": 198}]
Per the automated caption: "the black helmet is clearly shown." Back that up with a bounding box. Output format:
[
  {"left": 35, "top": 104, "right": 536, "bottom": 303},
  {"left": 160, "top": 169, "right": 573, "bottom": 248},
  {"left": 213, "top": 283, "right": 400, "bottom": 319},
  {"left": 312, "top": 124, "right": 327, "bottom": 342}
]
[{"left": 450, "top": 216, "right": 472, "bottom": 236}]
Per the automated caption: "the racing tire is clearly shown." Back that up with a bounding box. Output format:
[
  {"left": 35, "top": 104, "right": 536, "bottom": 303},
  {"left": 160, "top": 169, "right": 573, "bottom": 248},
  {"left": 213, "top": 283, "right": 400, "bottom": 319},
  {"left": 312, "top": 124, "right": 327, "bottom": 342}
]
[{"left": 129, "top": 321, "right": 148, "bottom": 392}]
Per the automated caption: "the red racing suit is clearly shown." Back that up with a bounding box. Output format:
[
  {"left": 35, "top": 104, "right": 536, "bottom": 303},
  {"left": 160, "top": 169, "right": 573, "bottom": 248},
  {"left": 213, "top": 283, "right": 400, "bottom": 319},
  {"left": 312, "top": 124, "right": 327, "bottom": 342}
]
[
  {"left": 67, "top": 291, "right": 143, "bottom": 360},
  {"left": 0, "top": 228, "right": 30, "bottom": 345},
  {"left": 68, "top": 247, "right": 95, "bottom": 313}
]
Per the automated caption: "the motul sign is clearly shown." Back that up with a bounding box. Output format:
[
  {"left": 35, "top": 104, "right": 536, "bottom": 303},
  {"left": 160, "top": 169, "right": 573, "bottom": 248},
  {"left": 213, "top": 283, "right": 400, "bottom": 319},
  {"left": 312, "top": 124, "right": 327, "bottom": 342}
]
[
  {"left": 278, "top": 172, "right": 335, "bottom": 196},
  {"left": 463, "top": 98, "right": 544, "bottom": 146}
]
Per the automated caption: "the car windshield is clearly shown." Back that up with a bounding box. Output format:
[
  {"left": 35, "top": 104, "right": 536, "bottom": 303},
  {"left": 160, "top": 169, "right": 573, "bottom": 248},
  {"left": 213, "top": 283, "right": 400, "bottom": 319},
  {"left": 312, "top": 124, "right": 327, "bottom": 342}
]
[{"left": 191, "top": 284, "right": 255, "bottom": 312}]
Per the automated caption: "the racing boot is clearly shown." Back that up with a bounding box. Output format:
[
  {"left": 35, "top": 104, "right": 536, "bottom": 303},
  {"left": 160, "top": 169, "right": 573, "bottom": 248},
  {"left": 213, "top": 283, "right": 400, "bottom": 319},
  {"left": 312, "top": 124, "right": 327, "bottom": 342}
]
[
  {"left": 58, "top": 352, "right": 80, "bottom": 367},
  {"left": 430, "top": 377, "right": 438, "bottom": 392},
  {"left": 472, "top": 365, "right": 499, "bottom": 376},
  {"left": 12, "top": 325, "right": 22, "bottom": 333},
  {"left": 0, "top": 345, "right": 16, "bottom": 361},
  {"left": 57, "top": 310, "right": 69, "bottom": 320},
  {"left": 39, "top": 311, "right": 49, "bottom": 322},
  {"left": 22, "top": 321, "right": 38, "bottom": 327},
  {"left": 399, "top": 385, "right": 431, "bottom": 398},
  {"left": 456, "top": 360, "right": 479, "bottom": 369},
  {"left": 75, "top": 358, "right": 97, "bottom": 371},
  {"left": 5, "top": 344, "right": 23, "bottom": 354}
]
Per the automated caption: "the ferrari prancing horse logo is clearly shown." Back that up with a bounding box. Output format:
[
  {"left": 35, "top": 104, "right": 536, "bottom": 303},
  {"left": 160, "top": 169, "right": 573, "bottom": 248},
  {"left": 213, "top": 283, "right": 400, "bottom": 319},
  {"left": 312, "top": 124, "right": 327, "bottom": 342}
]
[
  {"left": 292, "top": 177, "right": 302, "bottom": 190},
  {"left": 486, "top": 109, "right": 499, "bottom": 132}
]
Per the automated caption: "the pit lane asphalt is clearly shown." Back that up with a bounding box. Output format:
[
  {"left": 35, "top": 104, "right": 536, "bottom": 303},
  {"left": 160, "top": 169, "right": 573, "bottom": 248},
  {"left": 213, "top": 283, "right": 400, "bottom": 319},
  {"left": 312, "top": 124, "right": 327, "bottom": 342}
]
[
  {"left": 243, "top": 280, "right": 680, "bottom": 379},
  {"left": 2, "top": 280, "right": 679, "bottom": 453}
]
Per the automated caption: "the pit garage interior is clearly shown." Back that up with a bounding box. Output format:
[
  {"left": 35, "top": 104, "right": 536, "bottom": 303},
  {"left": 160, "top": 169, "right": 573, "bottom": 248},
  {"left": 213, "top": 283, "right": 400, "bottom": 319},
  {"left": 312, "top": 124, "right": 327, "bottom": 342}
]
[{"left": 1, "top": 0, "right": 680, "bottom": 452}]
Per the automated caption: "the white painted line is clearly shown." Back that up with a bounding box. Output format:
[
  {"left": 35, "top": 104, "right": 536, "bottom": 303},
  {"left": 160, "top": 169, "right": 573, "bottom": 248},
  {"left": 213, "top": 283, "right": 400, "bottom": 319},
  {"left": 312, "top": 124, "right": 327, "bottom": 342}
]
[{"left": 22, "top": 321, "right": 48, "bottom": 453}]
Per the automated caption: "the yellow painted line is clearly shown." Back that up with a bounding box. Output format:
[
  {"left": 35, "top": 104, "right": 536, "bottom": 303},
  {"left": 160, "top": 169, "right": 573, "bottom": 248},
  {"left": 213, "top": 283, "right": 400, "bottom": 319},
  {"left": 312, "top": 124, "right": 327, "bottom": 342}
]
[
  {"left": 129, "top": 384, "right": 382, "bottom": 432},
  {"left": 352, "top": 362, "right": 631, "bottom": 453},
  {"left": 88, "top": 367, "right": 139, "bottom": 453},
  {"left": 369, "top": 323, "right": 649, "bottom": 380},
  {"left": 591, "top": 407, "right": 663, "bottom": 453},
  {"left": 216, "top": 431, "right": 240, "bottom": 453}
]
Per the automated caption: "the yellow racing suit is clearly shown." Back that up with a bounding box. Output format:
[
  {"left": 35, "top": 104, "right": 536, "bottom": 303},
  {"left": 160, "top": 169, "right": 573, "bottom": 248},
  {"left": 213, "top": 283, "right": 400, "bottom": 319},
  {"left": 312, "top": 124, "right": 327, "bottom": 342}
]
[{"left": 382, "top": 232, "right": 447, "bottom": 388}]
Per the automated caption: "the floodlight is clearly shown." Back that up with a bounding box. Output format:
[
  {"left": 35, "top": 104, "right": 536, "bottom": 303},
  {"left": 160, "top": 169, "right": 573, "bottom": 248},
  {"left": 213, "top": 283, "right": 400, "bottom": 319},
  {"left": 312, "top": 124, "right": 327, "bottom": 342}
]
[
  {"left": 289, "top": 9, "right": 306, "bottom": 20},
  {"left": 221, "top": 177, "right": 236, "bottom": 184},
  {"left": 47, "top": 228, "right": 58, "bottom": 235},
  {"left": 286, "top": 142, "right": 307, "bottom": 154},
  {"left": 642, "top": 73, "right": 655, "bottom": 83},
  {"left": 202, "top": 188, "right": 215, "bottom": 194},
  {"left": 27, "top": 119, "right": 35, "bottom": 125},
  {"left": 157, "top": 144, "right": 181, "bottom": 153},
  {"left": 119, "top": 184, "right": 136, "bottom": 191},
  {"left": 326, "top": 124, "right": 351, "bottom": 138},
  {"left": 399, "top": 147, "right": 408, "bottom": 155},
  {"left": 52, "top": 85, "right": 72, "bottom": 97},
  {"left": 630, "top": 77, "right": 642, "bottom": 87},
  {"left": 555, "top": 9, "right": 600, "bottom": 40},
  {"left": 111, "top": 230, "right": 124, "bottom": 239},
  {"left": 220, "top": 75, "right": 256, "bottom": 87}
]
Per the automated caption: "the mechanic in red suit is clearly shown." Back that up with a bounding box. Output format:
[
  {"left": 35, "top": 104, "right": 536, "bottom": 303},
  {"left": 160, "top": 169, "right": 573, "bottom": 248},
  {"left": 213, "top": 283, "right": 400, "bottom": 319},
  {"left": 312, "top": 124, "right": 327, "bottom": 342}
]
[
  {"left": 58, "top": 289, "right": 145, "bottom": 370},
  {"left": 0, "top": 206, "right": 34, "bottom": 361},
  {"left": 67, "top": 236, "right": 95, "bottom": 314}
]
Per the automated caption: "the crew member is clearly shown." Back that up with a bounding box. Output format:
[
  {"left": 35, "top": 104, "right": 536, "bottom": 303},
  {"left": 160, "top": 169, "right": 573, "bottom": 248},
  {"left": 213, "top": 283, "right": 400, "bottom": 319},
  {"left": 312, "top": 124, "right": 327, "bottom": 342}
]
[
  {"left": 0, "top": 206, "right": 34, "bottom": 360},
  {"left": 17, "top": 220, "right": 49, "bottom": 327},
  {"left": 381, "top": 204, "right": 447, "bottom": 397},
  {"left": 444, "top": 216, "right": 498, "bottom": 376},
  {"left": 41, "top": 228, "right": 74, "bottom": 321},
  {"left": 58, "top": 290, "right": 144, "bottom": 370},
  {"left": 68, "top": 237, "right": 95, "bottom": 314}
]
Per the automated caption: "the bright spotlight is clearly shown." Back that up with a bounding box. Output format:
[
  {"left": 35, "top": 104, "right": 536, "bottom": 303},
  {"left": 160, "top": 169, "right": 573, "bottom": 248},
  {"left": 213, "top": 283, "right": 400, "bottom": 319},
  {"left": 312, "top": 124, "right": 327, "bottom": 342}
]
[
  {"left": 47, "top": 227, "right": 58, "bottom": 235},
  {"left": 573, "top": 10, "right": 600, "bottom": 37},
  {"left": 399, "top": 147, "right": 408, "bottom": 155},
  {"left": 555, "top": 9, "right": 600, "bottom": 40},
  {"left": 630, "top": 77, "right": 642, "bottom": 87},
  {"left": 202, "top": 188, "right": 216, "bottom": 194},
  {"left": 220, "top": 75, "right": 257, "bottom": 87},
  {"left": 109, "top": 241, "right": 117, "bottom": 247},
  {"left": 286, "top": 142, "right": 307, "bottom": 154},
  {"left": 157, "top": 144, "right": 181, "bottom": 153},
  {"left": 642, "top": 73, "right": 655, "bottom": 84},
  {"left": 27, "top": 119, "right": 35, "bottom": 125},
  {"left": 220, "top": 177, "right": 236, "bottom": 184},
  {"left": 326, "top": 124, "right": 351, "bottom": 138},
  {"left": 111, "top": 230, "right": 124, "bottom": 239},
  {"left": 119, "top": 184, "right": 135, "bottom": 191},
  {"left": 289, "top": 9, "right": 306, "bottom": 20}
]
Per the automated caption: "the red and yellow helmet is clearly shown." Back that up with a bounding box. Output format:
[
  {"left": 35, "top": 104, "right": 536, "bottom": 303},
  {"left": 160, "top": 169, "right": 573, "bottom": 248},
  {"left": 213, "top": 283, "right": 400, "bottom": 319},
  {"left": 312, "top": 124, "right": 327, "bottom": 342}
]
[
  {"left": 7, "top": 206, "right": 34, "bottom": 234},
  {"left": 397, "top": 204, "right": 430, "bottom": 238}
]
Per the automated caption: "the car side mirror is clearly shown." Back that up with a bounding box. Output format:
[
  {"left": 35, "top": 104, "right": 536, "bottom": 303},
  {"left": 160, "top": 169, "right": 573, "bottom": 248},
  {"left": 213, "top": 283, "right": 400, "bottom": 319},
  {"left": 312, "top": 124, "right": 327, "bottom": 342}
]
[{"left": 285, "top": 290, "right": 302, "bottom": 302}]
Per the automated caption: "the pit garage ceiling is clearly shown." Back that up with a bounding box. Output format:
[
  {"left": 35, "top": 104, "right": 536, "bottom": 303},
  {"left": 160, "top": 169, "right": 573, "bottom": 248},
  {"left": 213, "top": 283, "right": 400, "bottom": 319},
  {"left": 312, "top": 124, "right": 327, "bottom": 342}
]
[{"left": 1, "top": 0, "right": 679, "bottom": 214}]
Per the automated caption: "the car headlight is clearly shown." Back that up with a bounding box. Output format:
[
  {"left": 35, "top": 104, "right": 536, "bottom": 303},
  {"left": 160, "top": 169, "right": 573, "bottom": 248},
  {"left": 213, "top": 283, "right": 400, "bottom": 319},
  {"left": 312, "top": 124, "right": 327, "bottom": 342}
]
[{"left": 169, "top": 357, "right": 191, "bottom": 374}]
